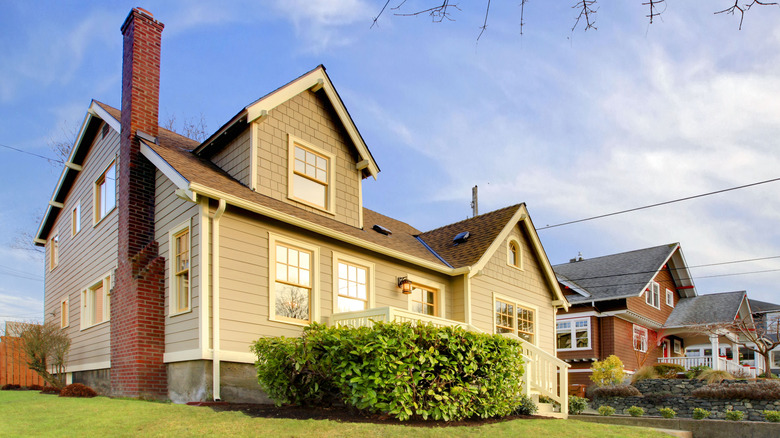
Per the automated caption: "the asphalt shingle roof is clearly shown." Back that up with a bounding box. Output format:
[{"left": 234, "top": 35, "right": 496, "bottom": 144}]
[
  {"left": 748, "top": 299, "right": 780, "bottom": 314},
  {"left": 664, "top": 291, "right": 746, "bottom": 327},
  {"left": 553, "top": 243, "right": 678, "bottom": 304}
]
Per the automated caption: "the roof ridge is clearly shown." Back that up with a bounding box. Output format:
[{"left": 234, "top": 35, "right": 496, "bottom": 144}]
[
  {"left": 420, "top": 203, "right": 522, "bottom": 235},
  {"left": 553, "top": 242, "right": 678, "bottom": 266}
]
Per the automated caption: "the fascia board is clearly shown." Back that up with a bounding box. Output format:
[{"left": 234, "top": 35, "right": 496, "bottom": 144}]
[
  {"left": 558, "top": 277, "right": 591, "bottom": 297},
  {"left": 189, "top": 182, "right": 468, "bottom": 277},
  {"left": 139, "top": 141, "right": 192, "bottom": 199}
]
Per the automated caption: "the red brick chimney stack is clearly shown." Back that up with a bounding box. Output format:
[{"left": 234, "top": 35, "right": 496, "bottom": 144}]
[{"left": 111, "top": 8, "right": 167, "bottom": 399}]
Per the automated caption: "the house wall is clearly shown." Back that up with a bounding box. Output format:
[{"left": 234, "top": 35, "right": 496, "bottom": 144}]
[
  {"left": 626, "top": 268, "right": 679, "bottom": 325},
  {"left": 212, "top": 130, "right": 251, "bottom": 187},
  {"left": 254, "top": 90, "right": 362, "bottom": 228},
  {"left": 44, "top": 123, "right": 119, "bottom": 373},
  {"left": 470, "top": 224, "right": 557, "bottom": 355},
  {"left": 154, "top": 170, "right": 202, "bottom": 356}
]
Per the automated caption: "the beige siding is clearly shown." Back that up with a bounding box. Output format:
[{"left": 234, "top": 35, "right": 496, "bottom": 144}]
[
  {"left": 155, "top": 170, "right": 201, "bottom": 356},
  {"left": 469, "top": 224, "right": 557, "bottom": 356},
  {"left": 44, "top": 123, "right": 119, "bottom": 370},
  {"left": 215, "top": 207, "right": 457, "bottom": 358},
  {"left": 254, "top": 90, "right": 363, "bottom": 228},
  {"left": 212, "top": 130, "right": 251, "bottom": 187}
]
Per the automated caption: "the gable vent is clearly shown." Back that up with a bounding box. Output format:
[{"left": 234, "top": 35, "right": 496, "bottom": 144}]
[
  {"left": 372, "top": 224, "right": 392, "bottom": 236},
  {"left": 453, "top": 231, "right": 470, "bottom": 245}
]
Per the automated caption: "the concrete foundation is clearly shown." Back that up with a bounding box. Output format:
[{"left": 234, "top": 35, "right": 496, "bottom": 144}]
[
  {"left": 72, "top": 368, "right": 111, "bottom": 395},
  {"left": 167, "top": 360, "right": 272, "bottom": 404}
]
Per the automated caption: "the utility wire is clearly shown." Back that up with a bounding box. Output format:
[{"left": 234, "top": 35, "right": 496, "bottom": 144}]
[
  {"left": 537, "top": 176, "right": 780, "bottom": 230},
  {"left": 0, "top": 142, "right": 62, "bottom": 164},
  {"left": 562, "top": 268, "right": 780, "bottom": 291}
]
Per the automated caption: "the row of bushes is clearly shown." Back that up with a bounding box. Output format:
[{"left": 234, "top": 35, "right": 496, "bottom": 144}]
[
  {"left": 1, "top": 383, "right": 96, "bottom": 397},
  {"left": 597, "top": 404, "right": 780, "bottom": 422},
  {"left": 592, "top": 379, "right": 780, "bottom": 400},
  {"left": 252, "top": 322, "right": 526, "bottom": 421}
]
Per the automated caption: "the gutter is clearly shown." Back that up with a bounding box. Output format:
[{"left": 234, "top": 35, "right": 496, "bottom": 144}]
[{"left": 210, "top": 199, "right": 227, "bottom": 401}]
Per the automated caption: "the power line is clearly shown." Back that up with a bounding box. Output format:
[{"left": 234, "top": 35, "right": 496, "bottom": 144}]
[
  {"left": 0, "top": 142, "right": 62, "bottom": 164},
  {"left": 537, "top": 176, "right": 780, "bottom": 230},
  {"left": 695, "top": 269, "right": 780, "bottom": 280},
  {"left": 562, "top": 267, "right": 780, "bottom": 291}
]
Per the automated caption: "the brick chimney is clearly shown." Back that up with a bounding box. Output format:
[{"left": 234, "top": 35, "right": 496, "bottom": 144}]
[{"left": 111, "top": 8, "right": 167, "bottom": 399}]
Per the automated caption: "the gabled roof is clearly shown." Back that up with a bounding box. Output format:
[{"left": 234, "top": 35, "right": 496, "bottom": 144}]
[
  {"left": 664, "top": 291, "right": 748, "bottom": 328},
  {"left": 194, "top": 65, "right": 379, "bottom": 180},
  {"left": 553, "top": 243, "right": 696, "bottom": 304},
  {"left": 748, "top": 299, "right": 780, "bottom": 314}
]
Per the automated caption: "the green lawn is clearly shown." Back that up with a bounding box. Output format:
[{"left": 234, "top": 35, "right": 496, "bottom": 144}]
[{"left": 0, "top": 391, "right": 670, "bottom": 437}]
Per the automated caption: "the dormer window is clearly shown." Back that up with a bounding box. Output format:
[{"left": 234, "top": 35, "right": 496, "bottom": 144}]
[{"left": 288, "top": 135, "right": 334, "bottom": 213}]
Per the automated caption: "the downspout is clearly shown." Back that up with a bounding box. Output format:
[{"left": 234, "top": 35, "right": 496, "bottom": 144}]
[{"left": 210, "top": 199, "right": 226, "bottom": 401}]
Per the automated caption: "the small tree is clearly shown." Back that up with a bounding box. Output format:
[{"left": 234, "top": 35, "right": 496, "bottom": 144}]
[
  {"left": 590, "top": 355, "right": 625, "bottom": 386},
  {"left": 733, "top": 313, "right": 780, "bottom": 378},
  {"left": 18, "top": 321, "right": 71, "bottom": 389}
]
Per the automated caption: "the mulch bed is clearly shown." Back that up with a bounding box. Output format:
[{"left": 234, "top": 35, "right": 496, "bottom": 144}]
[{"left": 206, "top": 403, "right": 548, "bottom": 427}]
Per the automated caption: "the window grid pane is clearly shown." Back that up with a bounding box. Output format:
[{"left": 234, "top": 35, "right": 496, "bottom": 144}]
[
  {"left": 274, "top": 243, "right": 313, "bottom": 322},
  {"left": 495, "top": 300, "right": 514, "bottom": 334},
  {"left": 411, "top": 285, "right": 436, "bottom": 316},
  {"left": 337, "top": 262, "right": 368, "bottom": 312},
  {"left": 517, "top": 306, "right": 534, "bottom": 343}
]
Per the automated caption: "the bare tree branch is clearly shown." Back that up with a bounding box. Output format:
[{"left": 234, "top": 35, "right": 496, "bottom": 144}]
[
  {"left": 394, "top": 1, "right": 461, "bottom": 23},
  {"left": 716, "top": 0, "right": 779, "bottom": 30},
  {"left": 162, "top": 113, "right": 209, "bottom": 143},
  {"left": 643, "top": 0, "right": 666, "bottom": 24},
  {"left": 477, "top": 0, "right": 491, "bottom": 41},
  {"left": 572, "top": 0, "right": 598, "bottom": 32}
]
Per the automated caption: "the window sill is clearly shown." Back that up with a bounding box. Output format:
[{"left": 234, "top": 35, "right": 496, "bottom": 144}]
[
  {"left": 169, "top": 308, "right": 192, "bottom": 318},
  {"left": 507, "top": 264, "right": 524, "bottom": 272},
  {"left": 93, "top": 206, "right": 117, "bottom": 228},
  {"left": 80, "top": 319, "right": 110, "bottom": 331},
  {"left": 558, "top": 347, "right": 592, "bottom": 352},
  {"left": 269, "top": 316, "right": 314, "bottom": 327},
  {"left": 287, "top": 195, "right": 335, "bottom": 216}
]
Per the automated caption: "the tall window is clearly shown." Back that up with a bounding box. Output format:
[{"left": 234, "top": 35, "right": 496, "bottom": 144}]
[
  {"left": 291, "top": 144, "right": 329, "bottom": 209},
  {"left": 411, "top": 285, "right": 437, "bottom": 316},
  {"left": 517, "top": 306, "right": 535, "bottom": 343},
  {"left": 557, "top": 318, "right": 590, "bottom": 350},
  {"left": 172, "top": 227, "right": 190, "bottom": 313},
  {"left": 72, "top": 202, "right": 81, "bottom": 235},
  {"left": 49, "top": 235, "right": 59, "bottom": 270},
  {"left": 336, "top": 261, "right": 368, "bottom": 313},
  {"left": 633, "top": 325, "right": 648, "bottom": 352},
  {"left": 82, "top": 274, "right": 111, "bottom": 329},
  {"left": 60, "top": 299, "right": 69, "bottom": 329},
  {"left": 665, "top": 289, "right": 674, "bottom": 307},
  {"left": 495, "top": 300, "right": 515, "bottom": 334},
  {"left": 646, "top": 282, "right": 660, "bottom": 309},
  {"left": 274, "top": 243, "right": 312, "bottom": 323},
  {"left": 508, "top": 240, "right": 521, "bottom": 268},
  {"left": 95, "top": 161, "right": 116, "bottom": 222},
  {"left": 495, "top": 296, "right": 535, "bottom": 343}
]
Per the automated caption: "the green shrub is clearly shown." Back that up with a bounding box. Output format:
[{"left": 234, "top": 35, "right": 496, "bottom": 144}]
[
  {"left": 630, "top": 366, "right": 658, "bottom": 383},
  {"left": 692, "top": 407, "right": 711, "bottom": 420},
  {"left": 697, "top": 369, "right": 734, "bottom": 384},
  {"left": 252, "top": 322, "right": 525, "bottom": 421},
  {"left": 590, "top": 355, "right": 625, "bottom": 387},
  {"left": 725, "top": 409, "right": 744, "bottom": 421},
  {"left": 658, "top": 407, "right": 676, "bottom": 418},
  {"left": 653, "top": 363, "right": 685, "bottom": 378},
  {"left": 592, "top": 384, "right": 641, "bottom": 398},
  {"left": 568, "top": 395, "right": 588, "bottom": 415},
  {"left": 627, "top": 406, "right": 644, "bottom": 417},
  {"left": 598, "top": 405, "right": 615, "bottom": 416},
  {"left": 763, "top": 410, "right": 780, "bottom": 422},
  {"left": 513, "top": 394, "right": 538, "bottom": 415},
  {"left": 685, "top": 365, "right": 711, "bottom": 379},
  {"left": 692, "top": 380, "right": 780, "bottom": 400}
]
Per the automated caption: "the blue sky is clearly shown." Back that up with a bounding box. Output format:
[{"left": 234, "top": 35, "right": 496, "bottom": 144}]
[{"left": 1, "top": 1, "right": 779, "bottom": 328}]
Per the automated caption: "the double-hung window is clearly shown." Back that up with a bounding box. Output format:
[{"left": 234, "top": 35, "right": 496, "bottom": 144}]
[
  {"left": 336, "top": 261, "right": 368, "bottom": 313},
  {"left": 494, "top": 294, "right": 536, "bottom": 344},
  {"left": 169, "top": 221, "right": 190, "bottom": 315},
  {"left": 646, "top": 282, "right": 660, "bottom": 309},
  {"left": 273, "top": 243, "right": 313, "bottom": 323},
  {"left": 557, "top": 318, "right": 590, "bottom": 350},
  {"left": 665, "top": 289, "right": 674, "bottom": 307},
  {"left": 633, "top": 325, "right": 648, "bottom": 352},
  {"left": 81, "top": 273, "right": 111, "bottom": 329},
  {"left": 95, "top": 160, "right": 116, "bottom": 223},
  {"left": 288, "top": 136, "right": 333, "bottom": 212}
]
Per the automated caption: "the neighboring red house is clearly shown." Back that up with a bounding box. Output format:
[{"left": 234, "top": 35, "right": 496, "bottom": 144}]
[{"left": 553, "top": 243, "right": 697, "bottom": 386}]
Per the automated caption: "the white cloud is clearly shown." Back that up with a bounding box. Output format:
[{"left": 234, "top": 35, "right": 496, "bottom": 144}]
[{"left": 270, "top": 0, "right": 373, "bottom": 50}]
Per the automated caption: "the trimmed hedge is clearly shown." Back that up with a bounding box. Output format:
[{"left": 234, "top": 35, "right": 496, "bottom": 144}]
[
  {"left": 252, "top": 322, "right": 525, "bottom": 421},
  {"left": 592, "top": 384, "right": 641, "bottom": 398}
]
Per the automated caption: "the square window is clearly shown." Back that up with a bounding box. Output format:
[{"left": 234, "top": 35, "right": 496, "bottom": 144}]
[
  {"left": 411, "top": 285, "right": 437, "bottom": 316},
  {"left": 95, "top": 161, "right": 116, "bottom": 223},
  {"left": 558, "top": 318, "right": 589, "bottom": 350}
]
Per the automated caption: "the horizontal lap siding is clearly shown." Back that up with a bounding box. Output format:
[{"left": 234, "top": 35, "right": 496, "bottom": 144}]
[
  {"left": 155, "top": 170, "right": 201, "bottom": 355},
  {"left": 470, "top": 225, "right": 557, "bottom": 356},
  {"left": 216, "top": 208, "right": 456, "bottom": 359},
  {"left": 44, "top": 125, "right": 119, "bottom": 371},
  {"left": 626, "top": 267, "right": 679, "bottom": 325}
]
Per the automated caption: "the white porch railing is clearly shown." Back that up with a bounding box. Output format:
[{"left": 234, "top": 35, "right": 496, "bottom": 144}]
[
  {"left": 662, "top": 356, "right": 713, "bottom": 369},
  {"left": 332, "top": 306, "right": 569, "bottom": 418},
  {"left": 660, "top": 356, "right": 760, "bottom": 378}
]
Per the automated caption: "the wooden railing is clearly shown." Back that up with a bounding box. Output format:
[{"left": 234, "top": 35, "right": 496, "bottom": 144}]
[
  {"left": 331, "top": 306, "right": 477, "bottom": 331},
  {"left": 661, "top": 356, "right": 713, "bottom": 369},
  {"left": 660, "top": 356, "right": 760, "bottom": 378}
]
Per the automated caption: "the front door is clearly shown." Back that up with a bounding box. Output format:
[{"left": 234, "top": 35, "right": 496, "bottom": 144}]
[{"left": 663, "top": 339, "right": 671, "bottom": 358}]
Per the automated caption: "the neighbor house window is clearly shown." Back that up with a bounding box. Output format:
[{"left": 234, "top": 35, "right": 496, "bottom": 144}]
[
  {"left": 507, "top": 239, "right": 522, "bottom": 269},
  {"left": 169, "top": 221, "right": 191, "bottom": 315},
  {"left": 633, "top": 325, "right": 648, "bottom": 352},
  {"left": 288, "top": 136, "right": 333, "bottom": 211},
  {"left": 49, "top": 235, "right": 59, "bottom": 270},
  {"left": 673, "top": 339, "right": 682, "bottom": 354},
  {"left": 72, "top": 202, "right": 81, "bottom": 236},
  {"left": 494, "top": 294, "right": 536, "bottom": 344},
  {"left": 273, "top": 242, "right": 313, "bottom": 323},
  {"left": 411, "top": 284, "right": 438, "bottom": 316},
  {"left": 772, "top": 350, "right": 780, "bottom": 368},
  {"left": 95, "top": 160, "right": 116, "bottom": 223},
  {"left": 557, "top": 318, "right": 590, "bottom": 350},
  {"left": 646, "top": 282, "right": 660, "bottom": 309},
  {"left": 81, "top": 273, "right": 111, "bottom": 329},
  {"left": 666, "top": 289, "right": 674, "bottom": 307},
  {"left": 60, "top": 298, "right": 69, "bottom": 329},
  {"left": 336, "top": 261, "right": 368, "bottom": 313}
]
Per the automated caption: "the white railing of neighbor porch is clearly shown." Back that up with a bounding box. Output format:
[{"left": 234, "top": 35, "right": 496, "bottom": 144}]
[
  {"left": 331, "top": 306, "right": 475, "bottom": 330},
  {"left": 660, "top": 356, "right": 760, "bottom": 378},
  {"left": 662, "top": 356, "right": 714, "bottom": 369}
]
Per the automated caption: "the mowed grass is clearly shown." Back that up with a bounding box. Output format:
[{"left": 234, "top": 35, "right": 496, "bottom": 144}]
[{"left": 0, "top": 391, "right": 669, "bottom": 437}]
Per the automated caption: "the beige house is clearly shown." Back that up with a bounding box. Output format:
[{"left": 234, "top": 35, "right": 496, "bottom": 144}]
[{"left": 34, "top": 8, "right": 569, "bottom": 414}]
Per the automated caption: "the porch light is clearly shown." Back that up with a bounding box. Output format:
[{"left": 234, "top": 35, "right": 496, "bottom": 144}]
[{"left": 398, "top": 277, "right": 413, "bottom": 294}]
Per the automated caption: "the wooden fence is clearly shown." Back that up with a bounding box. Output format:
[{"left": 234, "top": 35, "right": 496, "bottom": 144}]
[{"left": 0, "top": 336, "right": 45, "bottom": 387}]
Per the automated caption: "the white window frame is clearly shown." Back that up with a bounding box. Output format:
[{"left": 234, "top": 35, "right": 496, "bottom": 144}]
[
  {"left": 507, "top": 237, "right": 523, "bottom": 270},
  {"left": 72, "top": 201, "right": 81, "bottom": 236},
  {"left": 404, "top": 274, "right": 446, "bottom": 318},
  {"left": 60, "top": 298, "right": 69, "bottom": 329},
  {"left": 771, "top": 350, "right": 780, "bottom": 368},
  {"left": 556, "top": 317, "right": 591, "bottom": 351},
  {"left": 332, "top": 252, "right": 375, "bottom": 314},
  {"left": 169, "top": 219, "right": 192, "bottom": 316},
  {"left": 287, "top": 135, "right": 335, "bottom": 214},
  {"left": 94, "top": 159, "right": 117, "bottom": 225},
  {"left": 80, "top": 271, "right": 112, "bottom": 330},
  {"left": 49, "top": 234, "right": 59, "bottom": 271},
  {"left": 633, "top": 324, "right": 649, "bottom": 352},
  {"left": 645, "top": 281, "right": 660, "bottom": 309},
  {"left": 492, "top": 292, "right": 539, "bottom": 346},
  {"left": 666, "top": 288, "right": 674, "bottom": 307},
  {"left": 673, "top": 339, "right": 682, "bottom": 355},
  {"left": 268, "top": 232, "right": 320, "bottom": 326}
]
